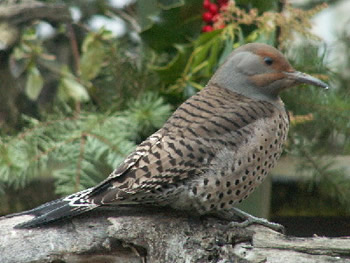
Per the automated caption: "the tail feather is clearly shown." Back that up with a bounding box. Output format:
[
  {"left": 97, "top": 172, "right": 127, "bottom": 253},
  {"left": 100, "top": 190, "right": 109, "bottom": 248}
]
[
  {"left": 14, "top": 200, "right": 95, "bottom": 229},
  {"left": 4, "top": 197, "right": 67, "bottom": 218},
  {"left": 9, "top": 188, "right": 98, "bottom": 229}
]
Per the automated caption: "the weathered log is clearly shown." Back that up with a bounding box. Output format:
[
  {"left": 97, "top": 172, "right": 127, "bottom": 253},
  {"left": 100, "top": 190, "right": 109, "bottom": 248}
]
[{"left": 1, "top": 207, "right": 350, "bottom": 263}]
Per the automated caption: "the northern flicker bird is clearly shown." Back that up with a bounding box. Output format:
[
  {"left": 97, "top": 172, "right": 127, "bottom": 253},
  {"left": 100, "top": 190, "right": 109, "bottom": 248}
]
[{"left": 11, "top": 43, "right": 328, "bottom": 230}]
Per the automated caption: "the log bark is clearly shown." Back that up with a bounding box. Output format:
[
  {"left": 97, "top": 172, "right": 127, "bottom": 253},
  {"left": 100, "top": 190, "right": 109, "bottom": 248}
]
[{"left": 1, "top": 208, "right": 350, "bottom": 263}]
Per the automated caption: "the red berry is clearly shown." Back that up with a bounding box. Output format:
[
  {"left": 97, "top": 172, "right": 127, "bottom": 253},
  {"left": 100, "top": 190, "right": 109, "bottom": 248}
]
[
  {"left": 203, "top": 0, "right": 211, "bottom": 10},
  {"left": 212, "top": 14, "right": 219, "bottom": 22},
  {"left": 202, "top": 25, "right": 213, "bottom": 32},
  {"left": 209, "top": 3, "right": 219, "bottom": 15},
  {"left": 218, "top": 0, "right": 228, "bottom": 6},
  {"left": 219, "top": 2, "right": 228, "bottom": 9},
  {"left": 202, "top": 12, "right": 213, "bottom": 22}
]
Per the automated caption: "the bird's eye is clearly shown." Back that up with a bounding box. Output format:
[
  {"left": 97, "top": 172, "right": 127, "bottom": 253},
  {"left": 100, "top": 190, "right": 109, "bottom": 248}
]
[{"left": 264, "top": 57, "right": 273, "bottom": 66}]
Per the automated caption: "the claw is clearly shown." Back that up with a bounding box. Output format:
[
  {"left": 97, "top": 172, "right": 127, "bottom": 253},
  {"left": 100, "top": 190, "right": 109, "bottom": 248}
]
[
  {"left": 216, "top": 207, "right": 285, "bottom": 234},
  {"left": 228, "top": 216, "right": 285, "bottom": 233}
]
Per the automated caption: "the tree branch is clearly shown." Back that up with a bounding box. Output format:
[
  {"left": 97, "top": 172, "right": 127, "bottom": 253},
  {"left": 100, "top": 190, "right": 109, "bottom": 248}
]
[
  {"left": 0, "top": 1, "right": 71, "bottom": 26},
  {"left": 1, "top": 208, "right": 350, "bottom": 263}
]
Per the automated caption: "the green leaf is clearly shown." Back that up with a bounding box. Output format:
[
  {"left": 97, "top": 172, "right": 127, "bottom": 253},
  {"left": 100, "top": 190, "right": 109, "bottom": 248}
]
[
  {"left": 59, "top": 77, "right": 90, "bottom": 102},
  {"left": 58, "top": 68, "right": 90, "bottom": 102},
  {"left": 25, "top": 66, "right": 43, "bottom": 100},
  {"left": 151, "top": 44, "right": 192, "bottom": 84},
  {"left": 204, "top": 38, "right": 223, "bottom": 75},
  {"left": 81, "top": 28, "right": 113, "bottom": 53},
  {"left": 158, "top": 0, "right": 185, "bottom": 9},
  {"left": 80, "top": 45, "right": 105, "bottom": 81},
  {"left": 140, "top": 0, "right": 202, "bottom": 51},
  {"left": 190, "top": 29, "right": 224, "bottom": 74},
  {"left": 218, "top": 37, "right": 234, "bottom": 66},
  {"left": 190, "top": 30, "right": 224, "bottom": 77},
  {"left": 80, "top": 30, "right": 112, "bottom": 81},
  {"left": 191, "top": 43, "right": 212, "bottom": 71},
  {"left": 194, "top": 29, "right": 223, "bottom": 47}
]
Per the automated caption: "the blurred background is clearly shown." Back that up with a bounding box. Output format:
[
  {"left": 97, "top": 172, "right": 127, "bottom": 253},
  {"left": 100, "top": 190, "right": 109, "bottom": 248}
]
[{"left": 0, "top": 0, "right": 349, "bottom": 237}]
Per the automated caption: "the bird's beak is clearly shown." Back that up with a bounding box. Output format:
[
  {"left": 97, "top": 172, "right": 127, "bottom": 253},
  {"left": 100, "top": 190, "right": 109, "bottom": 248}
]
[{"left": 284, "top": 71, "right": 329, "bottom": 89}]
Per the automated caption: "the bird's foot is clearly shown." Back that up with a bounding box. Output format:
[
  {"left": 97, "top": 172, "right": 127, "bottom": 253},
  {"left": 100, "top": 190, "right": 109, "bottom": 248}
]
[
  {"left": 228, "top": 215, "right": 285, "bottom": 233},
  {"left": 217, "top": 208, "right": 285, "bottom": 234}
]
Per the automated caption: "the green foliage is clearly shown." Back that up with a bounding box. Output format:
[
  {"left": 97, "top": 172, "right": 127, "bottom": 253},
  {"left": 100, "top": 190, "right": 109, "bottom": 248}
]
[
  {"left": 92, "top": 43, "right": 161, "bottom": 111},
  {"left": 58, "top": 66, "right": 90, "bottom": 103},
  {"left": 283, "top": 44, "right": 350, "bottom": 153},
  {"left": 11, "top": 28, "right": 46, "bottom": 101},
  {"left": 79, "top": 28, "right": 115, "bottom": 82},
  {"left": 1, "top": 0, "right": 177, "bottom": 204},
  {"left": 152, "top": 28, "right": 226, "bottom": 90},
  {"left": 123, "top": 93, "right": 172, "bottom": 142},
  {"left": 25, "top": 66, "right": 44, "bottom": 100},
  {"left": 10, "top": 26, "right": 120, "bottom": 105},
  {"left": 0, "top": 94, "right": 172, "bottom": 195},
  {"left": 286, "top": 133, "right": 350, "bottom": 213},
  {"left": 140, "top": 0, "right": 203, "bottom": 51},
  {"left": 278, "top": 41, "right": 350, "bottom": 213}
]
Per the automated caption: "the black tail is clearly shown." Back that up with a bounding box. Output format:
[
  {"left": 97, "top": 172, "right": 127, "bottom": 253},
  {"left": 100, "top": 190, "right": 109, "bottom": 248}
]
[
  {"left": 10, "top": 198, "right": 95, "bottom": 229},
  {"left": 6, "top": 188, "right": 98, "bottom": 229},
  {"left": 14, "top": 200, "right": 93, "bottom": 229}
]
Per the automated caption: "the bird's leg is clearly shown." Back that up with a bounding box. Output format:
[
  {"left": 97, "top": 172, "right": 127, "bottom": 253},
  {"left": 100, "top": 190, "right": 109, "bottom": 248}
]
[{"left": 217, "top": 208, "right": 285, "bottom": 233}]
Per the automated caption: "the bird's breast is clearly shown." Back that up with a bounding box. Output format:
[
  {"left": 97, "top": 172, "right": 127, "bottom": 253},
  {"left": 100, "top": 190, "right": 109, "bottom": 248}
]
[{"left": 169, "top": 107, "right": 290, "bottom": 214}]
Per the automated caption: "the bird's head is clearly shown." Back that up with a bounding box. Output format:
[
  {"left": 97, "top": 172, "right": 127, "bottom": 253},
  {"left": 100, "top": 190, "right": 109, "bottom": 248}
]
[{"left": 209, "top": 43, "right": 328, "bottom": 102}]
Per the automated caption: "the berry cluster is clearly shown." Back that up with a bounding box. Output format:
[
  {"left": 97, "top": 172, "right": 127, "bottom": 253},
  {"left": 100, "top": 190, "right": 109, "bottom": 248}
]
[{"left": 202, "top": 0, "right": 228, "bottom": 32}]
